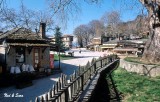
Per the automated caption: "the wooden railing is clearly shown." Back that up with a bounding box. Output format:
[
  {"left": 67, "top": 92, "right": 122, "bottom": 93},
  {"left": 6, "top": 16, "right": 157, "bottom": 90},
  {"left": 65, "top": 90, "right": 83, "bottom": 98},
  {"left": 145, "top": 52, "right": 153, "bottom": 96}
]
[{"left": 33, "top": 55, "right": 118, "bottom": 102}]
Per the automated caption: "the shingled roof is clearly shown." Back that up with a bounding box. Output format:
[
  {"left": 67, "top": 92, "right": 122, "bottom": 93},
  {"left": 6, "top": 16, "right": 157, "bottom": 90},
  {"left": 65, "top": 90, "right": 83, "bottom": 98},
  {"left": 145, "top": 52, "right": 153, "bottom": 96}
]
[
  {"left": 0, "top": 27, "right": 50, "bottom": 47},
  {"left": 0, "top": 27, "right": 43, "bottom": 40}
]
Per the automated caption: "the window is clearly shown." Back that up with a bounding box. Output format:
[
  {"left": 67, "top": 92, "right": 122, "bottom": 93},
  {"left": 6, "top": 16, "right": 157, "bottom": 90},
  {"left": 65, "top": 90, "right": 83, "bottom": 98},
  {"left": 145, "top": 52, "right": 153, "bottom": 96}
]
[
  {"left": 16, "top": 47, "right": 25, "bottom": 63},
  {"left": 70, "top": 37, "right": 73, "bottom": 41}
]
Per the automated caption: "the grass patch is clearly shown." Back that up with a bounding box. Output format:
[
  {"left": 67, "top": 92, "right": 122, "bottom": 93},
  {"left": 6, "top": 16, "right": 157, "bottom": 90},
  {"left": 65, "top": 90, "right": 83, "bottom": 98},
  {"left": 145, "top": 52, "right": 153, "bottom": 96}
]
[
  {"left": 54, "top": 54, "right": 74, "bottom": 61},
  {"left": 124, "top": 57, "right": 141, "bottom": 63},
  {"left": 112, "top": 67, "right": 160, "bottom": 102},
  {"left": 124, "top": 57, "right": 160, "bottom": 65}
]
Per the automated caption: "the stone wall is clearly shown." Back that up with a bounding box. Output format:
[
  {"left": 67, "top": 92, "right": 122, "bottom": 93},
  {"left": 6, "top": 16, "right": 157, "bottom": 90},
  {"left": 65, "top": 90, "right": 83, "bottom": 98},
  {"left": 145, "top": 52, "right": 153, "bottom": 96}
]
[{"left": 120, "top": 59, "right": 160, "bottom": 77}]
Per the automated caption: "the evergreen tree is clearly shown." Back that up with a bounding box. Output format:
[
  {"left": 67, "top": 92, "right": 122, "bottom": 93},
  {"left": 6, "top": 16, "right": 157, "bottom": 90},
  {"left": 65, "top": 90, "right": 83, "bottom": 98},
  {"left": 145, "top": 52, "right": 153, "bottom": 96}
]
[{"left": 54, "top": 26, "right": 64, "bottom": 51}]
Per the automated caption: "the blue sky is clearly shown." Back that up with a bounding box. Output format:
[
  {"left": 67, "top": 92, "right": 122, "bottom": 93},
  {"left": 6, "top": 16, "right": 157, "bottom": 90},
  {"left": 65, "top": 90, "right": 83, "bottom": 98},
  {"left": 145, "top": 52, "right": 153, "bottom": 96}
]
[{"left": 6, "top": 0, "right": 146, "bottom": 35}]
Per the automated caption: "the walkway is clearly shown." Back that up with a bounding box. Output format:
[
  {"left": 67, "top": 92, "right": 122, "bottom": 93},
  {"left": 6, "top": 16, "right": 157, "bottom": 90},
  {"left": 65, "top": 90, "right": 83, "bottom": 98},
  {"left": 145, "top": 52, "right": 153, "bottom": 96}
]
[{"left": 0, "top": 49, "right": 108, "bottom": 102}]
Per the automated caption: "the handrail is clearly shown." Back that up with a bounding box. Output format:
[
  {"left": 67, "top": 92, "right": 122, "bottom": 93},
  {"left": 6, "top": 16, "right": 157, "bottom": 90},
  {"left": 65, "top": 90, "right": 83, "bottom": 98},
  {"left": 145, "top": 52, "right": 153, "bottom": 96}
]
[{"left": 33, "top": 54, "right": 118, "bottom": 102}]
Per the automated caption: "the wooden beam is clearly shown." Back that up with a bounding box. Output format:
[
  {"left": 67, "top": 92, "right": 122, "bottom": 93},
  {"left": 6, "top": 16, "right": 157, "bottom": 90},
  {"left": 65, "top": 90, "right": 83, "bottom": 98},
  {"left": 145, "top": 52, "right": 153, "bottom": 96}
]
[
  {"left": 7, "top": 46, "right": 10, "bottom": 54},
  {"left": 28, "top": 47, "right": 33, "bottom": 54},
  {"left": 42, "top": 47, "right": 47, "bottom": 53}
]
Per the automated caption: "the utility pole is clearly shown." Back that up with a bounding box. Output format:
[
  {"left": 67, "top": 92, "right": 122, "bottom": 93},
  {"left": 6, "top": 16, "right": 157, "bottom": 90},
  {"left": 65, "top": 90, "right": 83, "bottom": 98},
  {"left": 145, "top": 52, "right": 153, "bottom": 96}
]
[{"left": 58, "top": 44, "right": 60, "bottom": 70}]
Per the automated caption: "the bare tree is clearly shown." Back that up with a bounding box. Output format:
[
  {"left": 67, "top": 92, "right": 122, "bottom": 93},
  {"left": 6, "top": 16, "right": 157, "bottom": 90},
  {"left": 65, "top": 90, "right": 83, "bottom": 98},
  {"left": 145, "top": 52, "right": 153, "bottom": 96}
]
[
  {"left": 0, "top": 0, "right": 101, "bottom": 31},
  {"left": 0, "top": 0, "right": 3, "bottom": 6},
  {"left": 0, "top": 8, "right": 19, "bottom": 29},
  {"left": 101, "top": 11, "right": 121, "bottom": 37},
  {"left": 101, "top": 11, "right": 121, "bottom": 26},
  {"left": 33, "top": 10, "right": 55, "bottom": 32},
  {"left": 19, "top": 1, "right": 35, "bottom": 29},
  {"left": 46, "top": 0, "right": 101, "bottom": 28},
  {"left": 135, "top": 15, "right": 149, "bottom": 36},
  {"left": 73, "top": 25, "right": 84, "bottom": 47},
  {"left": 81, "top": 25, "right": 92, "bottom": 46},
  {"left": 88, "top": 20, "right": 104, "bottom": 37},
  {"left": 0, "top": 0, "right": 55, "bottom": 33},
  {"left": 0, "top": 0, "right": 6, "bottom": 11},
  {"left": 73, "top": 24, "right": 92, "bottom": 47}
]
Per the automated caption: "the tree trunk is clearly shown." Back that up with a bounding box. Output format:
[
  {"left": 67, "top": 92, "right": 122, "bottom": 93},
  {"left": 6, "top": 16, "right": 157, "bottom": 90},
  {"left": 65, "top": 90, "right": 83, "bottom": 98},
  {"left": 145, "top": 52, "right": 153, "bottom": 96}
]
[
  {"left": 79, "top": 39, "right": 83, "bottom": 48},
  {"left": 140, "top": 0, "right": 160, "bottom": 63},
  {"left": 142, "top": 27, "right": 160, "bottom": 63}
]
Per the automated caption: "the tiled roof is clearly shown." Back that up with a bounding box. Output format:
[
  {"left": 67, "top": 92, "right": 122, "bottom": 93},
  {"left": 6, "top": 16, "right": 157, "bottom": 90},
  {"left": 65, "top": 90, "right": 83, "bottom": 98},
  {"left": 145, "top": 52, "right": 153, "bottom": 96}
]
[
  {"left": 118, "top": 39, "right": 148, "bottom": 44},
  {"left": 63, "top": 34, "right": 74, "bottom": 37},
  {"left": 103, "top": 40, "right": 119, "bottom": 44},
  {"left": 100, "top": 45, "right": 117, "bottom": 48},
  {"left": 113, "top": 48, "right": 138, "bottom": 51}
]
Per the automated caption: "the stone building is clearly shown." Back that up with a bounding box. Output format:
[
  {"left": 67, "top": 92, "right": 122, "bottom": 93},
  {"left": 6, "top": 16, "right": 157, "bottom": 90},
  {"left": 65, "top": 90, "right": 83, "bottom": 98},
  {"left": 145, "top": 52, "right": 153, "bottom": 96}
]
[
  {"left": 87, "top": 36, "right": 115, "bottom": 51},
  {"left": 0, "top": 23, "right": 50, "bottom": 72},
  {"left": 49, "top": 34, "right": 73, "bottom": 49},
  {"left": 89, "top": 37, "right": 101, "bottom": 51},
  {"left": 113, "top": 39, "right": 147, "bottom": 55},
  {"left": 100, "top": 40, "right": 118, "bottom": 52},
  {"left": 62, "top": 35, "right": 73, "bottom": 48}
]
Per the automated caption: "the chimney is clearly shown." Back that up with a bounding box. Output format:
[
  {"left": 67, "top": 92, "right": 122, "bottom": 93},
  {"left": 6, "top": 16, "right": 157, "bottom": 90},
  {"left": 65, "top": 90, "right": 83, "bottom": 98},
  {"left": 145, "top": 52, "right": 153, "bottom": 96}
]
[{"left": 39, "top": 22, "right": 46, "bottom": 38}]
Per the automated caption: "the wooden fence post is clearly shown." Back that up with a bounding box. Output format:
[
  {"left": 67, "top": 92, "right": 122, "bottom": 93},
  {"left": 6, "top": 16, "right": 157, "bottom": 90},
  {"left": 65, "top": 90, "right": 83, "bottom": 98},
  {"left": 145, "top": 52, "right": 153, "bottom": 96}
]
[
  {"left": 48, "top": 89, "right": 52, "bottom": 100},
  {"left": 53, "top": 85, "right": 56, "bottom": 96},
  {"left": 65, "top": 89, "right": 69, "bottom": 102},
  {"left": 70, "top": 75, "right": 73, "bottom": 99},
  {"left": 81, "top": 75, "right": 84, "bottom": 91},
  {"left": 61, "top": 74, "right": 64, "bottom": 89},
  {"left": 45, "top": 92, "right": 48, "bottom": 101},
  {"left": 101, "top": 59, "right": 103, "bottom": 68},
  {"left": 35, "top": 97, "right": 39, "bottom": 102},
  {"left": 56, "top": 82, "right": 59, "bottom": 93},
  {"left": 94, "top": 62, "right": 96, "bottom": 73},
  {"left": 40, "top": 96, "right": 44, "bottom": 102}
]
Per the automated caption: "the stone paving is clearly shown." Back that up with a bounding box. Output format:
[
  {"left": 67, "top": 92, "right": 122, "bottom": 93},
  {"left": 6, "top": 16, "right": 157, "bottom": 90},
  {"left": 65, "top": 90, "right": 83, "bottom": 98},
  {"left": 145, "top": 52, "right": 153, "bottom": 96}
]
[{"left": 0, "top": 49, "right": 108, "bottom": 102}]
